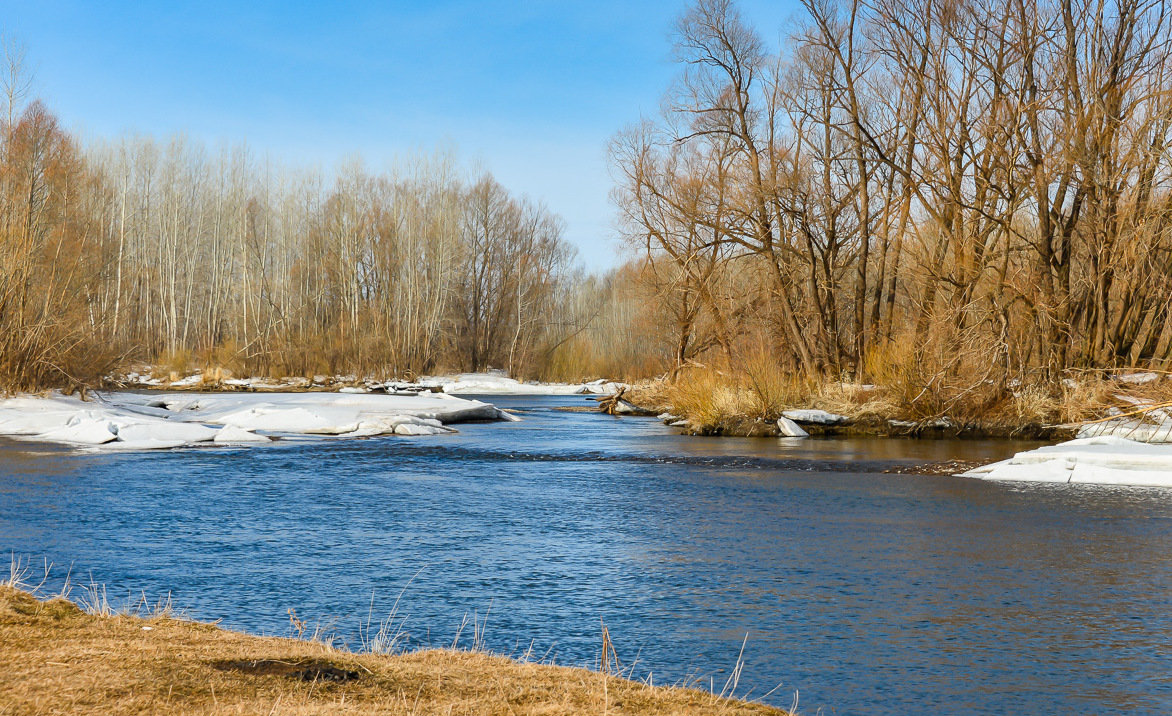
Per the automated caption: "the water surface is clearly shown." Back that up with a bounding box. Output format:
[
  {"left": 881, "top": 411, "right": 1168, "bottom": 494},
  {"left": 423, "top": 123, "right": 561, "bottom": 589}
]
[{"left": 1, "top": 395, "right": 1169, "bottom": 714}]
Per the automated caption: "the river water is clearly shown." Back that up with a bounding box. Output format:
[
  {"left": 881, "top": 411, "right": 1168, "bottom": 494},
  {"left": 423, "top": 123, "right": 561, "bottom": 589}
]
[{"left": 1, "top": 395, "right": 1170, "bottom": 714}]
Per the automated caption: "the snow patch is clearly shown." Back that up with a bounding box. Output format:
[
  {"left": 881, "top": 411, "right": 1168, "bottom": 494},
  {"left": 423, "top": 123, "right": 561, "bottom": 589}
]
[
  {"left": 1078, "top": 419, "right": 1172, "bottom": 443},
  {"left": 428, "top": 373, "right": 619, "bottom": 395},
  {"left": 117, "top": 422, "right": 219, "bottom": 448},
  {"left": 119, "top": 368, "right": 622, "bottom": 397},
  {"left": 393, "top": 422, "right": 450, "bottom": 436},
  {"left": 1114, "top": 372, "right": 1162, "bottom": 384},
  {"left": 960, "top": 436, "right": 1172, "bottom": 487},
  {"left": 39, "top": 415, "right": 120, "bottom": 445},
  {"left": 0, "top": 390, "right": 508, "bottom": 451},
  {"left": 782, "top": 409, "right": 849, "bottom": 425}
]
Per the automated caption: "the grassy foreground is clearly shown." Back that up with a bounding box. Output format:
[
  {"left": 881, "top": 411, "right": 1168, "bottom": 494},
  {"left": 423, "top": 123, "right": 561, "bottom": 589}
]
[{"left": 0, "top": 586, "right": 786, "bottom": 715}]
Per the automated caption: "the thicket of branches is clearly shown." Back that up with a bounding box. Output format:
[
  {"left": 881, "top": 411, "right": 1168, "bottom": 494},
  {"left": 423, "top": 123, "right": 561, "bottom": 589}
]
[
  {"left": 612, "top": 0, "right": 1172, "bottom": 390},
  {"left": 0, "top": 42, "right": 113, "bottom": 392}
]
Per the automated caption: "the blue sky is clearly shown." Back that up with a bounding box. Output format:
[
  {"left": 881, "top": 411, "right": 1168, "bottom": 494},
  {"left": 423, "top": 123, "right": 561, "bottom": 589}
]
[{"left": 4, "top": 1, "right": 799, "bottom": 270}]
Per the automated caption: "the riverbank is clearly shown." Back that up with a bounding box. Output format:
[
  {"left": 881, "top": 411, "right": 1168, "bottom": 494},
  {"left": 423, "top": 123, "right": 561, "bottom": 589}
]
[
  {"left": 619, "top": 371, "right": 1172, "bottom": 442},
  {"left": 0, "top": 391, "right": 514, "bottom": 449},
  {"left": 0, "top": 584, "right": 784, "bottom": 715},
  {"left": 607, "top": 372, "right": 1172, "bottom": 486},
  {"left": 112, "top": 367, "right": 621, "bottom": 396}
]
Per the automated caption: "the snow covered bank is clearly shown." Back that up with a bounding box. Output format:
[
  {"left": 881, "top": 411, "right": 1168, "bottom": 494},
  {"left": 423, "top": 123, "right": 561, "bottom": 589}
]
[
  {"left": 1077, "top": 418, "right": 1172, "bottom": 443},
  {"left": 118, "top": 369, "right": 621, "bottom": 396},
  {"left": 959, "top": 436, "right": 1172, "bottom": 487},
  {"left": 0, "top": 391, "right": 513, "bottom": 450},
  {"left": 420, "top": 374, "right": 620, "bottom": 395},
  {"left": 1075, "top": 395, "right": 1172, "bottom": 443},
  {"left": 782, "top": 409, "right": 850, "bottom": 426}
]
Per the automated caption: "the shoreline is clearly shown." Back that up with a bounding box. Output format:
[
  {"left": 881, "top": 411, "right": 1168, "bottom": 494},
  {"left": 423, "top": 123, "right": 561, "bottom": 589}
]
[
  {"left": 0, "top": 584, "right": 785, "bottom": 715},
  {"left": 608, "top": 376, "right": 1171, "bottom": 444},
  {"left": 0, "top": 390, "right": 514, "bottom": 451},
  {"left": 650, "top": 414, "right": 1076, "bottom": 442},
  {"left": 109, "top": 369, "right": 621, "bottom": 397},
  {"left": 8, "top": 373, "right": 1172, "bottom": 486},
  {"left": 105, "top": 367, "right": 1165, "bottom": 445}
]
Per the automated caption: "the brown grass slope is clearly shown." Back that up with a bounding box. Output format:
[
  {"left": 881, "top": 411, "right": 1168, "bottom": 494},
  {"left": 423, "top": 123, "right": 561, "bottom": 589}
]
[{"left": 0, "top": 586, "right": 786, "bottom": 716}]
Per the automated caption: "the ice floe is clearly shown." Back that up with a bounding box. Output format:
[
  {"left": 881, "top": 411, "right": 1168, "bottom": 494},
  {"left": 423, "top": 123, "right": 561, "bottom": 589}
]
[
  {"left": 0, "top": 390, "right": 510, "bottom": 451},
  {"left": 959, "top": 436, "right": 1172, "bottom": 487}
]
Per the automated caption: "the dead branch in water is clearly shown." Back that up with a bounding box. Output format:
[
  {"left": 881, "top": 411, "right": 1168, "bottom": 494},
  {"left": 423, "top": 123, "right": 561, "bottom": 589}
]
[{"left": 597, "top": 386, "right": 628, "bottom": 415}]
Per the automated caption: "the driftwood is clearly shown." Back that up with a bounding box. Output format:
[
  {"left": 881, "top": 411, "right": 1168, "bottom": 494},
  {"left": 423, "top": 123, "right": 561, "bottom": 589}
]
[
  {"left": 596, "top": 387, "right": 656, "bottom": 416},
  {"left": 597, "top": 386, "right": 628, "bottom": 415}
]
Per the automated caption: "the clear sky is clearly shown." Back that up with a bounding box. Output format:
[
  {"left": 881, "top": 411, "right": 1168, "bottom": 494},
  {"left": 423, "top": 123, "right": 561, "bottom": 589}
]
[{"left": 3, "top": 1, "right": 799, "bottom": 271}]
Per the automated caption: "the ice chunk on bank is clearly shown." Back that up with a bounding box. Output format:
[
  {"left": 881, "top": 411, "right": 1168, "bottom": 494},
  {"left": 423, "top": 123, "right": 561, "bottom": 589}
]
[
  {"left": 782, "top": 409, "right": 849, "bottom": 425},
  {"left": 959, "top": 436, "right": 1172, "bottom": 487},
  {"left": 776, "top": 417, "right": 809, "bottom": 438},
  {"left": 213, "top": 426, "right": 273, "bottom": 443},
  {"left": 344, "top": 415, "right": 452, "bottom": 437},
  {"left": 213, "top": 405, "right": 363, "bottom": 434},
  {"left": 393, "top": 422, "right": 450, "bottom": 436},
  {"left": 39, "top": 415, "right": 120, "bottom": 445},
  {"left": 116, "top": 421, "right": 219, "bottom": 449}
]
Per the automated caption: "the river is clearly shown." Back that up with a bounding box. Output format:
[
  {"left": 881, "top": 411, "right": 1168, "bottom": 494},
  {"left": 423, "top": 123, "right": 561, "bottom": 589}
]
[{"left": 1, "top": 394, "right": 1169, "bottom": 714}]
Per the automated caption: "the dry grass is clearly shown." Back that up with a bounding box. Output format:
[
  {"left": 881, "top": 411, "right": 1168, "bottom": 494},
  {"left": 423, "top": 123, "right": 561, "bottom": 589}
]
[
  {"left": 620, "top": 379, "right": 674, "bottom": 414},
  {"left": 662, "top": 357, "right": 820, "bottom": 433},
  {"left": 0, "top": 585, "right": 787, "bottom": 716},
  {"left": 667, "top": 371, "right": 748, "bottom": 431},
  {"left": 639, "top": 343, "right": 1172, "bottom": 435},
  {"left": 855, "top": 337, "right": 1136, "bottom": 429}
]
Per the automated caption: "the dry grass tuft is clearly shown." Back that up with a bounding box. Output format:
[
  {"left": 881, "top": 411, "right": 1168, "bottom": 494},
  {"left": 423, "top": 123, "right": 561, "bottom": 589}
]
[
  {"left": 668, "top": 370, "right": 747, "bottom": 432},
  {"left": 738, "top": 351, "right": 813, "bottom": 419},
  {"left": 662, "top": 357, "right": 819, "bottom": 433},
  {"left": 0, "top": 585, "right": 787, "bottom": 715}
]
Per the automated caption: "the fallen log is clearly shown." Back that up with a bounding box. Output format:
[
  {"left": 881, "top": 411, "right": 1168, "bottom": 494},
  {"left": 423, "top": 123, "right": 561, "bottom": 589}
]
[{"left": 596, "top": 387, "right": 656, "bottom": 416}]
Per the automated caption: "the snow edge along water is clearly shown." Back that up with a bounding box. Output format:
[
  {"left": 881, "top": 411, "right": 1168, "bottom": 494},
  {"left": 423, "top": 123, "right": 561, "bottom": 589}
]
[
  {"left": 0, "top": 391, "right": 517, "bottom": 451},
  {"left": 959, "top": 435, "right": 1172, "bottom": 487}
]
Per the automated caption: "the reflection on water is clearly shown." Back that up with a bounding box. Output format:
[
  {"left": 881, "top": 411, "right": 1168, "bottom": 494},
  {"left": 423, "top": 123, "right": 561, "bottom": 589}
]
[{"left": 0, "top": 395, "right": 1169, "bottom": 715}]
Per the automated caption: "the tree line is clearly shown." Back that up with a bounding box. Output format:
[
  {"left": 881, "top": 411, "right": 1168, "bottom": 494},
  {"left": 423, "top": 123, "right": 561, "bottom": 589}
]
[
  {"left": 7, "top": 0, "right": 1172, "bottom": 397},
  {"left": 0, "top": 46, "right": 588, "bottom": 390},
  {"left": 611, "top": 0, "right": 1172, "bottom": 386}
]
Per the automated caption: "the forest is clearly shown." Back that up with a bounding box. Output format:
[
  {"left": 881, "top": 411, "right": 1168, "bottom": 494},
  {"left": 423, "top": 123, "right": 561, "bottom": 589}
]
[
  {"left": 4, "top": 0, "right": 1172, "bottom": 423},
  {"left": 0, "top": 79, "right": 594, "bottom": 389}
]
